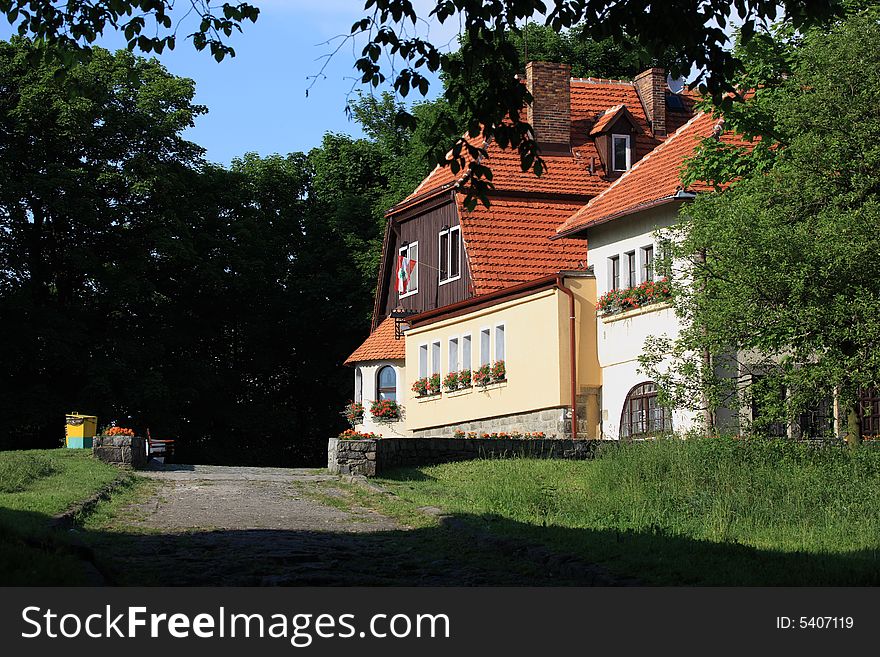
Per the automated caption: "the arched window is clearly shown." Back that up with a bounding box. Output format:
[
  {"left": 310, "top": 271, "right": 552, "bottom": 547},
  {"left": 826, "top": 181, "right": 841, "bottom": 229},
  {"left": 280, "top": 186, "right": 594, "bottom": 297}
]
[
  {"left": 620, "top": 381, "right": 671, "bottom": 439},
  {"left": 354, "top": 368, "right": 363, "bottom": 403},
  {"left": 377, "top": 366, "right": 397, "bottom": 402}
]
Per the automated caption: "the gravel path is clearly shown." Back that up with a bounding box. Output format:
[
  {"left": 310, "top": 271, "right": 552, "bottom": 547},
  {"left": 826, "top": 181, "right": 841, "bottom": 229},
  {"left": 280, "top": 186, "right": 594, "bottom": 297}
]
[{"left": 89, "top": 464, "right": 627, "bottom": 586}]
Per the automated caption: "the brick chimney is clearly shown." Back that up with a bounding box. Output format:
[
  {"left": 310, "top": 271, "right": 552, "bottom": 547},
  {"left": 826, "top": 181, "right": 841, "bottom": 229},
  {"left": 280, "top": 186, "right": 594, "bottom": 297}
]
[
  {"left": 633, "top": 67, "right": 666, "bottom": 137},
  {"left": 526, "top": 61, "right": 571, "bottom": 152}
]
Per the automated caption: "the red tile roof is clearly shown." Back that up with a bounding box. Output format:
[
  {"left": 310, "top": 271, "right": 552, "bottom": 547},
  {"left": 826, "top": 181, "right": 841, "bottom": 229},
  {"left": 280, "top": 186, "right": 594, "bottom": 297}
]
[
  {"left": 589, "top": 104, "right": 626, "bottom": 135},
  {"left": 555, "top": 112, "right": 752, "bottom": 237},
  {"left": 393, "top": 79, "right": 696, "bottom": 210},
  {"left": 455, "top": 194, "right": 589, "bottom": 295},
  {"left": 344, "top": 316, "right": 405, "bottom": 365}
]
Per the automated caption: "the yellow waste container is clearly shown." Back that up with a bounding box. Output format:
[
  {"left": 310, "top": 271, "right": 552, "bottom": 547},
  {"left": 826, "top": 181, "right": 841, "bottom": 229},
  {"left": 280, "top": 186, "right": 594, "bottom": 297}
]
[{"left": 66, "top": 413, "right": 97, "bottom": 449}]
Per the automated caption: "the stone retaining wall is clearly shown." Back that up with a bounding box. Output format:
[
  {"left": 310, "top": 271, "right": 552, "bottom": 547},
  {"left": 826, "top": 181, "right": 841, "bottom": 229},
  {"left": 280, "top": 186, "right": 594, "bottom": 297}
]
[
  {"left": 93, "top": 435, "right": 147, "bottom": 468},
  {"left": 409, "top": 406, "right": 570, "bottom": 439},
  {"left": 328, "top": 436, "right": 599, "bottom": 477}
]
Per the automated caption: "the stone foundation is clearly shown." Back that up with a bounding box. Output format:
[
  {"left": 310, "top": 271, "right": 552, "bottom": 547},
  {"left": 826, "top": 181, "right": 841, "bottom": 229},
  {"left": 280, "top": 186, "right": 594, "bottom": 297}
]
[
  {"left": 93, "top": 435, "right": 147, "bottom": 468},
  {"left": 410, "top": 406, "right": 571, "bottom": 439},
  {"left": 408, "top": 391, "right": 601, "bottom": 440},
  {"left": 328, "top": 436, "right": 599, "bottom": 477}
]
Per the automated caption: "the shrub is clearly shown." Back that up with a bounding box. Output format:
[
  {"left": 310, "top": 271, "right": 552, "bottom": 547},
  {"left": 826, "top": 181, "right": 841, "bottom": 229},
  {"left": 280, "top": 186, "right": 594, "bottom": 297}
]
[
  {"left": 443, "top": 371, "right": 459, "bottom": 392},
  {"left": 473, "top": 364, "right": 491, "bottom": 387},
  {"left": 338, "top": 429, "right": 382, "bottom": 440},
  {"left": 491, "top": 360, "right": 506, "bottom": 382},
  {"left": 596, "top": 277, "right": 672, "bottom": 315},
  {"left": 342, "top": 401, "right": 364, "bottom": 426},
  {"left": 103, "top": 426, "right": 135, "bottom": 437},
  {"left": 370, "top": 399, "right": 401, "bottom": 421},
  {"left": 412, "top": 377, "right": 429, "bottom": 396}
]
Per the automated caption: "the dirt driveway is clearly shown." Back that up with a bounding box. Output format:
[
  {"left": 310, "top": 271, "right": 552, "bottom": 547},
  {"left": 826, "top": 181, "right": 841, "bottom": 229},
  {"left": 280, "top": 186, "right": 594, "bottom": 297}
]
[{"left": 87, "top": 464, "right": 624, "bottom": 586}]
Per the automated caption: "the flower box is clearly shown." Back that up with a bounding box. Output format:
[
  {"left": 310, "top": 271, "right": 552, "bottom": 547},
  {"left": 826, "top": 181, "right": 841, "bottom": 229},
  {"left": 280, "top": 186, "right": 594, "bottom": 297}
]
[{"left": 597, "top": 277, "right": 672, "bottom": 316}]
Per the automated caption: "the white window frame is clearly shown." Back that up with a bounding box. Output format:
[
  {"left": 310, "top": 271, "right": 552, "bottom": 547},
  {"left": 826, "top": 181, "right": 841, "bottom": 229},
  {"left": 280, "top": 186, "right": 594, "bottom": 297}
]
[
  {"left": 398, "top": 240, "right": 419, "bottom": 299},
  {"left": 461, "top": 333, "right": 472, "bottom": 372},
  {"left": 479, "top": 327, "right": 491, "bottom": 366},
  {"left": 611, "top": 134, "right": 631, "bottom": 172},
  {"left": 640, "top": 244, "right": 654, "bottom": 283},
  {"left": 448, "top": 337, "right": 459, "bottom": 373},
  {"left": 431, "top": 340, "right": 441, "bottom": 376},
  {"left": 354, "top": 367, "right": 363, "bottom": 403},
  {"left": 418, "top": 343, "right": 428, "bottom": 379},
  {"left": 608, "top": 255, "right": 620, "bottom": 292},
  {"left": 438, "top": 226, "right": 462, "bottom": 286},
  {"left": 494, "top": 323, "right": 506, "bottom": 362},
  {"left": 625, "top": 250, "right": 637, "bottom": 287}
]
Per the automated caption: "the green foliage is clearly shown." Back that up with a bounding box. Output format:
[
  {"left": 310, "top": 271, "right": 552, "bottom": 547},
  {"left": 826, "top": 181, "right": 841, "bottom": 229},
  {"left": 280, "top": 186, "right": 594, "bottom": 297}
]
[
  {"left": 352, "top": 1, "right": 844, "bottom": 208},
  {"left": 377, "top": 439, "right": 880, "bottom": 584},
  {"left": 0, "top": 451, "right": 56, "bottom": 493},
  {"left": 643, "top": 10, "right": 880, "bottom": 432},
  {"left": 0, "top": 40, "right": 405, "bottom": 463}
]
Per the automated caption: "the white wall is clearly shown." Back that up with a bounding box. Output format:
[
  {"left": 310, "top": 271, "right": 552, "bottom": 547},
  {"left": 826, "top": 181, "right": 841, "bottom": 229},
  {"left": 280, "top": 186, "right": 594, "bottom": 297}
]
[
  {"left": 351, "top": 360, "right": 410, "bottom": 437},
  {"left": 586, "top": 203, "right": 698, "bottom": 438}
]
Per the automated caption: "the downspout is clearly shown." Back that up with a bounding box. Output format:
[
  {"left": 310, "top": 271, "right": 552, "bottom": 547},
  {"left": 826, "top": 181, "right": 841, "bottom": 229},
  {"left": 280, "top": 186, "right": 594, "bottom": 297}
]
[{"left": 556, "top": 275, "right": 578, "bottom": 441}]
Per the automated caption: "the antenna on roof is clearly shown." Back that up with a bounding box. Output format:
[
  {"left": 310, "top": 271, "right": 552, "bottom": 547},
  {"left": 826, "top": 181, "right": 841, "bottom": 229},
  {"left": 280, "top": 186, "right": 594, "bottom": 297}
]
[{"left": 666, "top": 73, "right": 686, "bottom": 94}]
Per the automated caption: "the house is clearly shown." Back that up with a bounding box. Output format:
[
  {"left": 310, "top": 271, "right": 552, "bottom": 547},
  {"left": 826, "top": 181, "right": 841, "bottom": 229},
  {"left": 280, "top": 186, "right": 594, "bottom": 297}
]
[
  {"left": 346, "top": 60, "right": 880, "bottom": 441},
  {"left": 344, "top": 61, "right": 709, "bottom": 439}
]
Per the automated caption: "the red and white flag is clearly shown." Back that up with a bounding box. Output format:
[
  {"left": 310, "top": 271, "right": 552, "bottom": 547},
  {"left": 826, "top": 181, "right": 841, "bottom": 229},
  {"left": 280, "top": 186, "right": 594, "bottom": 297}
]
[{"left": 397, "top": 255, "right": 417, "bottom": 294}]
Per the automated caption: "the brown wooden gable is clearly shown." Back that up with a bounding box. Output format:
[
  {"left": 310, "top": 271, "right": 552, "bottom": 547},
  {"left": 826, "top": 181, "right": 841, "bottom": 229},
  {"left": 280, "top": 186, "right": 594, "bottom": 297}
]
[{"left": 371, "top": 191, "right": 474, "bottom": 329}]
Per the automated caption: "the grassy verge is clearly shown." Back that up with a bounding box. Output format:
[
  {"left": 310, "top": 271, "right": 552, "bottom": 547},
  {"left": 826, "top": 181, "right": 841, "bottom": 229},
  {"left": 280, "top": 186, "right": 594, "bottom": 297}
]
[
  {"left": 0, "top": 449, "right": 123, "bottom": 584},
  {"left": 368, "top": 438, "right": 880, "bottom": 585}
]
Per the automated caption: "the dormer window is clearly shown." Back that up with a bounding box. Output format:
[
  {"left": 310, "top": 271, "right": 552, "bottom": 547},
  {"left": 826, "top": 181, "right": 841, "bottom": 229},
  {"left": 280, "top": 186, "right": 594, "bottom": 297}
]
[{"left": 612, "top": 134, "right": 631, "bottom": 171}]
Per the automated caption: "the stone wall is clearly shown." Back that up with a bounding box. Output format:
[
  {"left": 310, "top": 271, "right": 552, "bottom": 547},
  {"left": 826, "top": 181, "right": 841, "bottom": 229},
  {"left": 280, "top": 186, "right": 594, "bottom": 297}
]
[
  {"left": 410, "top": 406, "right": 570, "bottom": 439},
  {"left": 328, "top": 436, "right": 599, "bottom": 477},
  {"left": 93, "top": 435, "right": 147, "bottom": 468}
]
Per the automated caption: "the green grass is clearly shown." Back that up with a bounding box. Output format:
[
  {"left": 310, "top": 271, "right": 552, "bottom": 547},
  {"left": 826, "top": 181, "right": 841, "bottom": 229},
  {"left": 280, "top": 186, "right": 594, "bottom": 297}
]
[
  {"left": 371, "top": 438, "right": 880, "bottom": 585},
  {"left": 0, "top": 451, "right": 57, "bottom": 493},
  {"left": 0, "top": 449, "right": 122, "bottom": 584}
]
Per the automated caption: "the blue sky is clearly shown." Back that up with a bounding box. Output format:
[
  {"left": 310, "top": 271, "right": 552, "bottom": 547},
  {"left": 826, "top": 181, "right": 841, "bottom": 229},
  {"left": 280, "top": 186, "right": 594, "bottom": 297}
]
[{"left": 1, "top": 1, "right": 459, "bottom": 165}]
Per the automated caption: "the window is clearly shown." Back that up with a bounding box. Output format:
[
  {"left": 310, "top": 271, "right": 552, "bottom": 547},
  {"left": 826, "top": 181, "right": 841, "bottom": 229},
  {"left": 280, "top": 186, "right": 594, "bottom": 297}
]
[
  {"left": 612, "top": 134, "right": 631, "bottom": 171},
  {"left": 354, "top": 368, "right": 363, "bottom": 403},
  {"left": 480, "top": 328, "right": 490, "bottom": 366},
  {"left": 448, "top": 337, "right": 459, "bottom": 373},
  {"left": 608, "top": 255, "right": 620, "bottom": 291},
  {"left": 620, "top": 382, "right": 672, "bottom": 439},
  {"left": 858, "top": 387, "right": 880, "bottom": 437},
  {"left": 431, "top": 341, "right": 441, "bottom": 375},
  {"left": 495, "top": 324, "right": 505, "bottom": 362},
  {"left": 439, "top": 226, "right": 461, "bottom": 284},
  {"left": 626, "top": 251, "right": 637, "bottom": 287},
  {"left": 418, "top": 344, "right": 428, "bottom": 378},
  {"left": 462, "top": 334, "right": 472, "bottom": 371},
  {"left": 377, "top": 366, "right": 397, "bottom": 402},
  {"left": 642, "top": 245, "right": 654, "bottom": 282},
  {"left": 398, "top": 241, "right": 419, "bottom": 297},
  {"left": 799, "top": 396, "right": 834, "bottom": 439}
]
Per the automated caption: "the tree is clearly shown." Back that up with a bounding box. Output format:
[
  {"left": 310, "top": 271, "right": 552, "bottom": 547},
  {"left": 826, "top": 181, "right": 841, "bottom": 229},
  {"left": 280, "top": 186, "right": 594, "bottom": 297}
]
[
  {"left": 641, "top": 9, "right": 880, "bottom": 445},
  {"left": 0, "top": 38, "right": 206, "bottom": 449},
  {"left": 1, "top": 1, "right": 845, "bottom": 207}
]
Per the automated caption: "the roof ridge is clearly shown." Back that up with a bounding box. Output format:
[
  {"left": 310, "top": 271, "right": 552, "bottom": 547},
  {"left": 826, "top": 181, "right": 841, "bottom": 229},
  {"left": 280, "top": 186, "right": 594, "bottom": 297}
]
[{"left": 571, "top": 77, "right": 633, "bottom": 86}]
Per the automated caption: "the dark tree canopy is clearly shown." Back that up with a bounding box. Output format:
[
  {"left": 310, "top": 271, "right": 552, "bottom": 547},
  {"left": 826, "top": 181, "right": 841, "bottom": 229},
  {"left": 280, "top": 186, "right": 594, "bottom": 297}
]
[{"left": 0, "top": 1, "right": 845, "bottom": 207}]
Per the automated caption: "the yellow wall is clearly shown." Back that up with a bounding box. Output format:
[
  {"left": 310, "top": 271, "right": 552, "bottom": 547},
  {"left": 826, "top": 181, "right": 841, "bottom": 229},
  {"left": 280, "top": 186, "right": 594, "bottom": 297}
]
[{"left": 404, "top": 277, "right": 600, "bottom": 432}]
